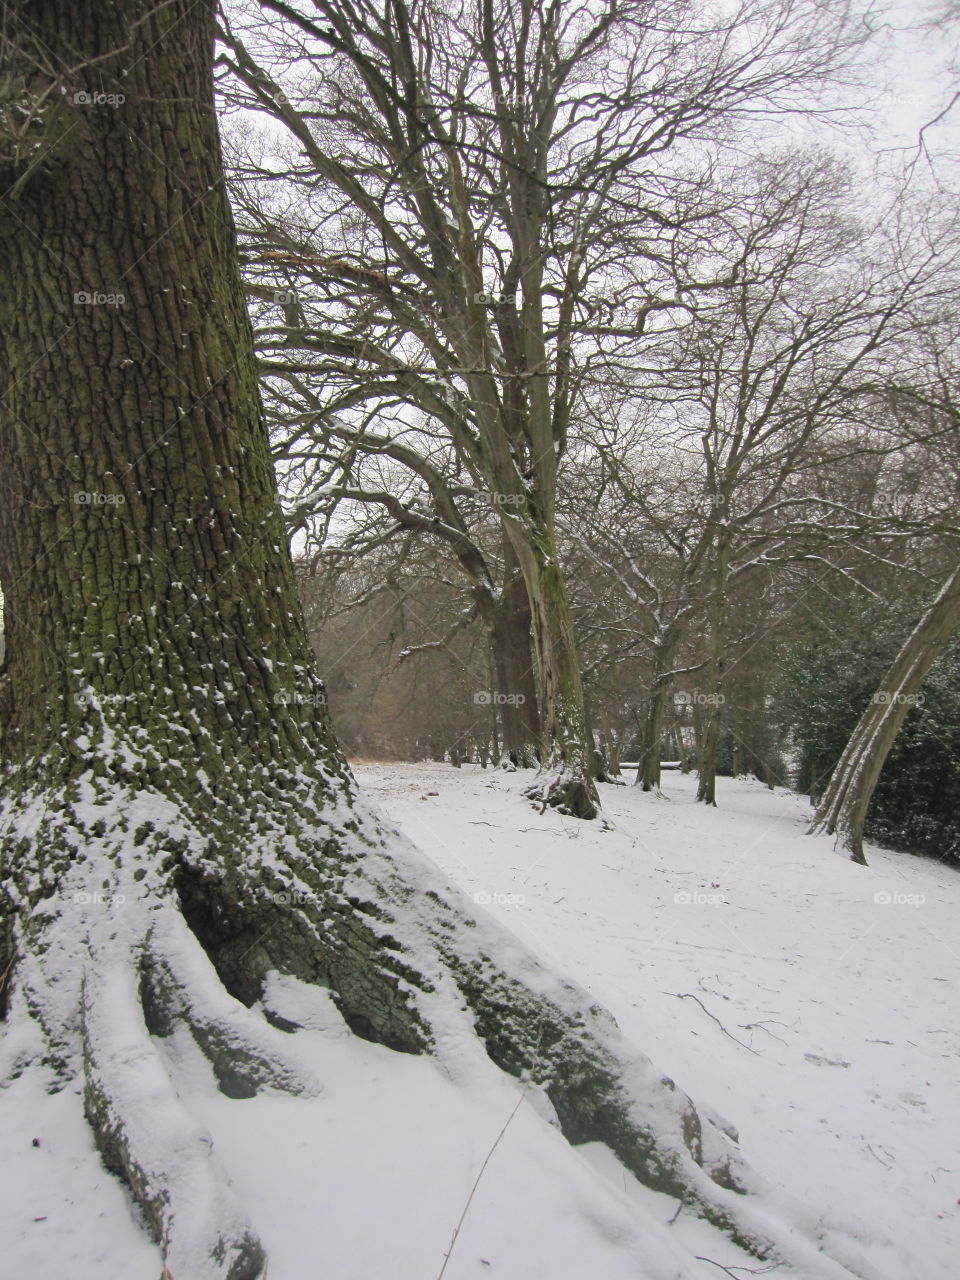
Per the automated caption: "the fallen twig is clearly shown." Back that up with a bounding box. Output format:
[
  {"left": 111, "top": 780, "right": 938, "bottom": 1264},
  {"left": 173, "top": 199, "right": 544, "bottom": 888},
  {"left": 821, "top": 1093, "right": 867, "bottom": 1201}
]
[
  {"left": 739, "top": 1020, "right": 790, "bottom": 1046},
  {"left": 695, "top": 1257, "right": 782, "bottom": 1276},
  {"left": 866, "top": 1143, "right": 894, "bottom": 1169},
  {"left": 666, "top": 993, "right": 760, "bottom": 1055},
  {"left": 436, "top": 1016, "right": 546, "bottom": 1279}
]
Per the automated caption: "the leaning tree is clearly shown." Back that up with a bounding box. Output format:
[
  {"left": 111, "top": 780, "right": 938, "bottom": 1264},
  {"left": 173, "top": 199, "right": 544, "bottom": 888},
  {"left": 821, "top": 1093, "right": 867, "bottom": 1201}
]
[
  {"left": 809, "top": 557, "right": 960, "bottom": 862},
  {"left": 0, "top": 2, "right": 882, "bottom": 1277}
]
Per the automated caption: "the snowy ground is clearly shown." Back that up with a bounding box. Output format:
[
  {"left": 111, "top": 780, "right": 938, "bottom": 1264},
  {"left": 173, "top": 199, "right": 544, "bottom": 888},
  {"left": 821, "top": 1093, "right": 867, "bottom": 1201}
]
[{"left": 4, "top": 764, "right": 958, "bottom": 1279}]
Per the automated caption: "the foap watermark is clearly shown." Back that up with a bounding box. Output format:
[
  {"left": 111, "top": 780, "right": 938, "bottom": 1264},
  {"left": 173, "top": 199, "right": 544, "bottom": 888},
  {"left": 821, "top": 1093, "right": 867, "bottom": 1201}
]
[
  {"left": 74, "top": 491, "right": 125, "bottom": 506},
  {"left": 475, "top": 290, "right": 516, "bottom": 307},
  {"left": 872, "top": 691, "right": 924, "bottom": 708},
  {"left": 267, "top": 889, "right": 316, "bottom": 906},
  {"left": 674, "top": 889, "right": 727, "bottom": 907},
  {"left": 273, "top": 289, "right": 297, "bottom": 305},
  {"left": 675, "top": 690, "right": 725, "bottom": 707},
  {"left": 474, "top": 690, "right": 526, "bottom": 706},
  {"left": 274, "top": 689, "right": 327, "bottom": 708},
  {"left": 474, "top": 889, "right": 525, "bottom": 907},
  {"left": 73, "top": 90, "right": 125, "bottom": 108},
  {"left": 488, "top": 491, "right": 526, "bottom": 507},
  {"left": 74, "top": 290, "right": 125, "bottom": 308},
  {"left": 874, "top": 890, "right": 925, "bottom": 907},
  {"left": 73, "top": 890, "right": 126, "bottom": 907},
  {"left": 75, "top": 691, "right": 128, "bottom": 710}
]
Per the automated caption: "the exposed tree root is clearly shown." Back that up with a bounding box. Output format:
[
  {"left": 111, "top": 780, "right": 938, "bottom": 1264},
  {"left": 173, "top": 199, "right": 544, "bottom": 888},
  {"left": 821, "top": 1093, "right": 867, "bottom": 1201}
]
[
  {"left": 144, "top": 910, "right": 321, "bottom": 1098},
  {"left": 0, "top": 750, "right": 877, "bottom": 1279},
  {"left": 523, "top": 764, "right": 600, "bottom": 818},
  {"left": 81, "top": 953, "right": 265, "bottom": 1280}
]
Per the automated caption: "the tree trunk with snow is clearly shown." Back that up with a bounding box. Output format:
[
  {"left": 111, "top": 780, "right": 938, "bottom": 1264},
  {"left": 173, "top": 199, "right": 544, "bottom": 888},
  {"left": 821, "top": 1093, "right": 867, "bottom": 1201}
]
[
  {"left": 638, "top": 687, "right": 668, "bottom": 791},
  {"left": 809, "top": 562, "right": 960, "bottom": 864},
  {"left": 696, "top": 689, "right": 725, "bottom": 806},
  {"left": 512, "top": 529, "right": 599, "bottom": 816}
]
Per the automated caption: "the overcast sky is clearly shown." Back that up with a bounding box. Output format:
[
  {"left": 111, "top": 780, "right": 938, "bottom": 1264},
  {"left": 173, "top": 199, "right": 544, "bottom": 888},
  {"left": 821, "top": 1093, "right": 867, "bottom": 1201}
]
[{"left": 870, "top": 0, "right": 958, "bottom": 159}]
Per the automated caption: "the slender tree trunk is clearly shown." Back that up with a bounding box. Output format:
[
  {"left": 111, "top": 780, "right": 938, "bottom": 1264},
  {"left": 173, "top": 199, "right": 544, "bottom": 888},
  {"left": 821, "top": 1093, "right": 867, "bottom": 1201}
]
[
  {"left": 638, "top": 685, "right": 667, "bottom": 791},
  {"left": 637, "top": 628, "right": 682, "bottom": 791},
  {"left": 696, "top": 545, "right": 730, "bottom": 806},
  {"left": 810, "top": 562, "right": 960, "bottom": 864},
  {"left": 601, "top": 729, "right": 622, "bottom": 777},
  {"left": 696, "top": 698, "right": 722, "bottom": 805}
]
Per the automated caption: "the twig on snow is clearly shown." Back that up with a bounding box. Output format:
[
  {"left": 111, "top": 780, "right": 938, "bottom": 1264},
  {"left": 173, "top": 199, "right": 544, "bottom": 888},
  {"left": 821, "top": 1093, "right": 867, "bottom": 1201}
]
[
  {"left": 436, "top": 1015, "right": 546, "bottom": 1279},
  {"left": 666, "top": 993, "right": 760, "bottom": 1055},
  {"left": 695, "top": 1257, "right": 782, "bottom": 1276}
]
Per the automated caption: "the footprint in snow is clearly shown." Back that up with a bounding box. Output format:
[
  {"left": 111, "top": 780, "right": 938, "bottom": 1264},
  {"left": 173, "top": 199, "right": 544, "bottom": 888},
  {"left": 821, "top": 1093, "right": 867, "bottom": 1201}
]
[{"left": 804, "top": 1052, "right": 851, "bottom": 1068}]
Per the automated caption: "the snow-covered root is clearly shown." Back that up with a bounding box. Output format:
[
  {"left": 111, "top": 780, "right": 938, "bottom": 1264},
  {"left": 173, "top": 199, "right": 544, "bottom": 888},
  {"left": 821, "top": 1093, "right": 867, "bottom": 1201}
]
[
  {"left": 344, "top": 815, "right": 887, "bottom": 1279},
  {"left": 419, "top": 972, "right": 882, "bottom": 1280},
  {"left": 424, "top": 930, "right": 762, "bottom": 1252},
  {"left": 144, "top": 909, "right": 321, "bottom": 1099},
  {"left": 523, "top": 763, "right": 600, "bottom": 818},
  {"left": 81, "top": 954, "right": 265, "bottom": 1280},
  {"left": 0, "top": 763, "right": 883, "bottom": 1279}
]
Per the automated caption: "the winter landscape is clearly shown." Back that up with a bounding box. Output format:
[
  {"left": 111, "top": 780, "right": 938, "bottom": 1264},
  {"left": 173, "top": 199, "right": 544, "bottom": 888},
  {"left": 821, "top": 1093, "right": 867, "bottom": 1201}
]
[{"left": 1, "top": 1, "right": 958, "bottom": 1278}]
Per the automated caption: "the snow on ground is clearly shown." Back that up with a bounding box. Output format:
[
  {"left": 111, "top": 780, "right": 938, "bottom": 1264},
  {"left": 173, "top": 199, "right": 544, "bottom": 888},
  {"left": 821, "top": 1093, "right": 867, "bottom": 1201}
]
[
  {"left": 355, "top": 764, "right": 960, "bottom": 1279},
  {"left": 3, "top": 764, "right": 958, "bottom": 1278}
]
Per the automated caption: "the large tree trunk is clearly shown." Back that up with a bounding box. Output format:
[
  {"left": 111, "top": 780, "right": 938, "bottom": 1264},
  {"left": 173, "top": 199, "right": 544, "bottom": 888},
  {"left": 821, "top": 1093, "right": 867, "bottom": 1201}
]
[
  {"left": 809, "top": 562, "right": 960, "bottom": 864},
  {"left": 696, "top": 689, "right": 725, "bottom": 806},
  {"left": 0, "top": 5, "right": 878, "bottom": 1277},
  {"left": 511, "top": 528, "right": 600, "bottom": 817},
  {"left": 489, "top": 546, "right": 542, "bottom": 767}
]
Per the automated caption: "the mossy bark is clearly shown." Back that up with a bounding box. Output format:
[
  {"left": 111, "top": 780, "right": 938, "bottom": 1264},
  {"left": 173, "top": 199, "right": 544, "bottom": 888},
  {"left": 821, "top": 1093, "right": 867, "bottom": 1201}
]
[{"left": 512, "top": 530, "right": 600, "bottom": 817}]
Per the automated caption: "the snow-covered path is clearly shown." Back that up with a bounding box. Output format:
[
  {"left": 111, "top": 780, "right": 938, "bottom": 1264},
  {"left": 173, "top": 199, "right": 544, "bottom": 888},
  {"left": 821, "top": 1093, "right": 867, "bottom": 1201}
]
[{"left": 3, "top": 764, "right": 957, "bottom": 1279}]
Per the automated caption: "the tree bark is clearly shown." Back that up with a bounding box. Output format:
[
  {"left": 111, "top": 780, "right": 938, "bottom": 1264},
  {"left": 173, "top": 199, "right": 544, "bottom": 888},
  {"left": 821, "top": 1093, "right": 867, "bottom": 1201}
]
[
  {"left": 636, "top": 626, "right": 683, "bottom": 791},
  {"left": 638, "top": 688, "right": 666, "bottom": 790},
  {"left": 512, "top": 528, "right": 600, "bottom": 817},
  {"left": 696, "top": 541, "right": 731, "bottom": 806},
  {"left": 809, "top": 562, "right": 960, "bottom": 863},
  {"left": 489, "top": 546, "right": 542, "bottom": 766}
]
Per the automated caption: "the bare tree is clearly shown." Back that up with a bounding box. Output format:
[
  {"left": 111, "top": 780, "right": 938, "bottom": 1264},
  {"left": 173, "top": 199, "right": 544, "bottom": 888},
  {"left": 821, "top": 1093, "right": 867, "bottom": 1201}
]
[
  {"left": 217, "top": 0, "right": 871, "bottom": 816},
  {"left": 273, "top": 400, "right": 545, "bottom": 762},
  {"left": 574, "top": 154, "right": 948, "bottom": 802}
]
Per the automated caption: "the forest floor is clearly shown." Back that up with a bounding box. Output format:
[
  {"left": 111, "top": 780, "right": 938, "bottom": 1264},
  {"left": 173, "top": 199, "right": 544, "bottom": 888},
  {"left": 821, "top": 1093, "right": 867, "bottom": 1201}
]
[{"left": 4, "top": 764, "right": 958, "bottom": 1279}]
